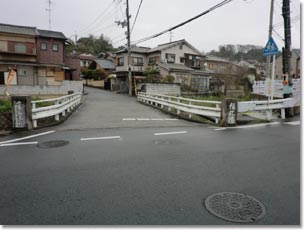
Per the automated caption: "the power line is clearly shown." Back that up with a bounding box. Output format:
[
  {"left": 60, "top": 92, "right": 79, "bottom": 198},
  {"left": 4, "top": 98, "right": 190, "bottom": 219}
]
[
  {"left": 131, "top": 0, "right": 143, "bottom": 34},
  {"left": 130, "top": 0, "right": 233, "bottom": 46},
  {"left": 77, "top": 1, "right": 115, "bottom": 35}
]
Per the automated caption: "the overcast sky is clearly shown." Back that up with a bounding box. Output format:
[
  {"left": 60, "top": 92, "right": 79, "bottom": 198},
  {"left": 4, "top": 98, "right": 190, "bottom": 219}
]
[{"left": 0, "top": 0, "right": 301, "bottom": 52}]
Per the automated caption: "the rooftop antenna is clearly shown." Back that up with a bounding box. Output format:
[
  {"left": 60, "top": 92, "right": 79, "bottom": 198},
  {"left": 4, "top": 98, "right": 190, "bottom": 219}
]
[{"left": 46, "top": 0, "right": 52, "bottom": 30}]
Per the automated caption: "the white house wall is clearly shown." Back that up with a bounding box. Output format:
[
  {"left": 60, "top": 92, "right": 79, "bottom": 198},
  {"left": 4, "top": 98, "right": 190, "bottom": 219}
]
[{"left": 160, "top": 44, "right": 200, "bottom": 64}]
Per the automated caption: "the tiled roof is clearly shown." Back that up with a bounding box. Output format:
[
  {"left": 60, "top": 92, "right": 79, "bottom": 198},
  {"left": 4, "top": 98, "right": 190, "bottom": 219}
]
[
  {"left": 149, "top": 39, "right": 186, "bottom": 53},
  {"left": 159, "top": 62, "right": 194, "bottom": 72},
  {"left": 0, "top": 23, "right": 36, "bottom": 36},
  {"left": 94, "top": 59, "right": 116, "bottom": 70},
  {"left": 0, "top": 23, "right": 67, "bottom": 40},
  {"left": 37, "top": 29, "right": 67, "bottom": 40},
  {"left": 205, "top": 55, "right": 230, "bottom": 63}
]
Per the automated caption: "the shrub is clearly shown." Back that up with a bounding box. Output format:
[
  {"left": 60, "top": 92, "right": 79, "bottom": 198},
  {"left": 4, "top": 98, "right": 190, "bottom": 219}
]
[{"left": 0, "top": 99, "right": 12, "bottom": 112}]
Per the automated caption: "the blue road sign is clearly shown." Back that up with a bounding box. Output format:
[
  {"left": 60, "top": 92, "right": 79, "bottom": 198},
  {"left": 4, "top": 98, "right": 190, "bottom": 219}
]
[{"left": 263, "top": 37, "right": 279, "bottom": 56}]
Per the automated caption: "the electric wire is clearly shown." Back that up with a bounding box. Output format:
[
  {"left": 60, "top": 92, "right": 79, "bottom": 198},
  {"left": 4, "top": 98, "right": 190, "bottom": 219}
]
[
  {"left": 130, "top": 0, "right": 233, "bottom": 46},
  {"left": 131, "top": 0, "right": 143, "bottom": 34}
]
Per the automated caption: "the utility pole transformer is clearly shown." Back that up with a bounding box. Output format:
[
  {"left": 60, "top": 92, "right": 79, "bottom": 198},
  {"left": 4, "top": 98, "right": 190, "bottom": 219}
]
[{"left": 282, "top": 0, "right": 292, "bottom": 81}]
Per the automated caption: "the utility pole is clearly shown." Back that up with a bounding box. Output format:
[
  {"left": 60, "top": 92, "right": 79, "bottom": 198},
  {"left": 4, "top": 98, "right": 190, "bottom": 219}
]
[
  {"left": 126, "top": 0, "right": 132, "bottom": 96},
  {"left": 266, "top": 0, "right": 275, "bottom": 79},
  {"left": 282, "top": 0, "right": 292, "bottom": 80}
]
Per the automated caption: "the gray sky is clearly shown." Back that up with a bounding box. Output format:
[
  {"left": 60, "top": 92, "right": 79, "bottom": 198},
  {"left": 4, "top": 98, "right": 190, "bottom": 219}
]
[{"left": 0, "top": 0, "right": 301, "bottom": 52}]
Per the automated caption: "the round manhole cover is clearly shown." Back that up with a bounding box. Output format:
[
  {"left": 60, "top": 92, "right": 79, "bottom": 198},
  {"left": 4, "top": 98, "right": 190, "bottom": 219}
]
[
  {"left": 204, "top": 192, "right": 266, "bottom": 223},
  {"left": 37, "top": 140, "right": 69, "bottom": 149}
]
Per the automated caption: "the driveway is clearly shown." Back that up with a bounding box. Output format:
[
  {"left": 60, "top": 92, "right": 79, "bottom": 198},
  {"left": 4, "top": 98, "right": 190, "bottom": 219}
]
[{"left": 57, "top": 86, "right": 200, "bottom": 131}]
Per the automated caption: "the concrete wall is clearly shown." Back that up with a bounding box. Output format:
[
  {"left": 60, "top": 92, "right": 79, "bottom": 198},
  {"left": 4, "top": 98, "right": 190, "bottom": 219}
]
[
  {"left": 86, "top": 79, "right": 104, "bottom": 88},
  {"left": 139, "top": 83, "right": 181, "bottom": 96},
  {"left": 0, "top": 80, "right": 83, "bottom": 95}
]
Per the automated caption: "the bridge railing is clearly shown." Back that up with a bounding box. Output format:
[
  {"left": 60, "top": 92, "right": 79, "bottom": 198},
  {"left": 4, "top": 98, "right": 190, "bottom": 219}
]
[
  {"left": 238, "top": 98, "right": 295, "bottom": 119},
  {"left": 138, "top": 92, "right": 296, "bottom": 124},
  {"left": 137, "top": 92, "right": 222, "bottom": 123},
  {"left": 31, "top": 92, "right": 82, "bottom": 128}
]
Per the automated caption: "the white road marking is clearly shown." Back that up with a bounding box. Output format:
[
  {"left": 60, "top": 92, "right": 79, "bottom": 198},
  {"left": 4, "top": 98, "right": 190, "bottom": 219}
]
[
  {"left": 213, "top": 122, "right": 280, "bottom": 130},
  {"left": 122, "top": 118, "right": 179, "bottom": 121},
  {"left": 214, "top": 128, "right": 227, "bottom": 131},
  {"left": 284, "top": 121, "right": 300, "bottom": 125},
  {"left": 0, "top": 142, "right": 38, "bottom": 147},
  {"left": 0, "top": 130, "right": 55, "bottom": 145},
  {"left": 154, "top": 131, "right": 188, "bottom": 136},
  {"left": 80, "top": 136, "right": 121, "bottom": 141}
]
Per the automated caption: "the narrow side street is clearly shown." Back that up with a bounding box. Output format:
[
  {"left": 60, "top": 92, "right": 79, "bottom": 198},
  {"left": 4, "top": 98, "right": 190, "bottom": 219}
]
[{"left": 57, "top": 86, "right": 200, "bottom": 131}]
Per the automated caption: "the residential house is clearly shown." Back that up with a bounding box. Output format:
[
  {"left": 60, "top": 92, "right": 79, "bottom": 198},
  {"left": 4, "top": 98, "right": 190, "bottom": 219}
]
[
  {"left": 204, "top": 55, "right": 246, "bottom": 95},
  {"left": 274, "top": 49, "right": 300, "bottom": 80},
  {"left": 88, "top": 58, "right": 116, "bottom": 89},
  {"left": 0, "top": 24, "right": 37, "bottom": 86},
  {"left": 115, "top": 40, "right": 210, "bottom": 93},
  {"left": 80, "top": 54, "right": 95, "bottom": 68},
  {"left": 0, "top": 23, "right": 80, "bottom": 87}
]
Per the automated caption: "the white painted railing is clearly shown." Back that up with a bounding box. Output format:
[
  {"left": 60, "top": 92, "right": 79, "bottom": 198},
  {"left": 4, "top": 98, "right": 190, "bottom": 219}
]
[
  {"left": 238, "top": 98, "right": 295, "bottom": 119},
  {"left": 31, "top": 92, "right": 82, "bottom": 128},
  {"left": 137, "top": 92, "right": 221, "bottom": 123},
  {"left": 252, "top": 79, "right": 300, "bottom": 106}
]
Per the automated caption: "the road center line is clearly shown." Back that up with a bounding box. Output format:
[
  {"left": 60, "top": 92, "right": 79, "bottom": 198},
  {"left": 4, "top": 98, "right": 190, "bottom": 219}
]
[
  {"left": 0, "top": 142, "right": 38, "bottom": 147},
  {"left": 0, "top": 130, "right": 55, "bottom": 145},
  {"left": 136, "top": 118, "right": 150, "bottom": 121},
  {"left": 154, "top": 131, "right": 188, "bottom": 136},
  {"left": 122, "top": 118, "right": 136, "bottom": 121},
  {"left": 80, "top": 136, "right": 121, "bottom": 141},
  {"left": 284, "top": 121, "right": 300, "bottom": 125}
]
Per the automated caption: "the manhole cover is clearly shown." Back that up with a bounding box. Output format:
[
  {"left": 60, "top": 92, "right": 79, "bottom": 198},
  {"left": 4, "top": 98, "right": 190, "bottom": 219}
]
[
  {"left": 37, "top": 140, "right": 69, "bottom": 149},
  {"left": 204, "top": 192, "right": 266, "bottom": 223}
]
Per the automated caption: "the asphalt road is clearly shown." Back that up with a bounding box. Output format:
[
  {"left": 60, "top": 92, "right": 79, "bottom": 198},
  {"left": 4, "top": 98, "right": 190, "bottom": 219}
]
[{"left": 0, "top": 87, "right": 300, "bottom": 225}]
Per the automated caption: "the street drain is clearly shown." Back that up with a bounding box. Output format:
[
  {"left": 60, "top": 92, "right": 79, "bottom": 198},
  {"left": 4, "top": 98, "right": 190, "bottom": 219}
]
[
  {"left": 37, "top": 140, "right": 69, "bottom": 149},
  {"left": 204, "top": 192, "right": 266, "bottom": 223}
]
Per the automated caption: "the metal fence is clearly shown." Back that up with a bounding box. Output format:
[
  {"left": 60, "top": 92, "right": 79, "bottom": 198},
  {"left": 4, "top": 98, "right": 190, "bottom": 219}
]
[{"left": 32, "top": 92, "right": 82, "bottom": 128}]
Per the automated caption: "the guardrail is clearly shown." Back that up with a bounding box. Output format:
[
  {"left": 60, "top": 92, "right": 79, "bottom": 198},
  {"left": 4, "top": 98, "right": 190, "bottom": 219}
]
[
  {"left": 31, "top": 92, "right": 82, "bottom": 128},
  {"left": 137, "top": 92, "right": 221, "bottom": 123},
  {"left": 238, "top": 98, "right": 295, "bottom": 119},
  {"left": 138, "top": 92, "right": 297, "bottom": 124},
  {"left": 252, "top": 79, "right": 300, "bottom": 106}
]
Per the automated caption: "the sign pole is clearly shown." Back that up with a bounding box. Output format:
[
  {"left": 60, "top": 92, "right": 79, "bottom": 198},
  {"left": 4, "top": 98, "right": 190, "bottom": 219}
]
[{"left": 271, "top": 55, "right": 276, "bottom": 100}]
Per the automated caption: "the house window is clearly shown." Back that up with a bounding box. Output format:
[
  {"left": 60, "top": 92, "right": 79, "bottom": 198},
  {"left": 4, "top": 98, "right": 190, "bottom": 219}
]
[
  {"left": 41, "top": 43, "right": 47, "bottom": 51},
  {"left": 52, "top": 43, "right": 58, "bottom": 52},
  {"left": 18, "top": 69, "right": 27, "bottom": 76},
  {"left": 180, "top": 57, "right": 185, "bottom": 63},
  {"left": 118, "top": 57, "right": 124, "bottom": 66},
  {"left": 166, "top": 53, "right": 175, "bottom": 63},
  {"left": 179, "top": 44, "right": 183, "bottom": 50},
  {"left": 148, "top": 56, "right": 160, "bottom": 65},
  {"left": 132, "top": 57, "right": 144, "bottom": 66},
  {"left": 14, "top": 43, "right": 26, "bottom": 53}
]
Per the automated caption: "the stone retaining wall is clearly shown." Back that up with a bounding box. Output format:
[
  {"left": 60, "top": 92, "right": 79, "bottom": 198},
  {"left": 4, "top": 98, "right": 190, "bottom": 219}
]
[
  {"left": 0, "top": 81, "right": 83, "bottom": 96},
  {"left": 0, "top": 112, "right": 12, "bottom": 130}
]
